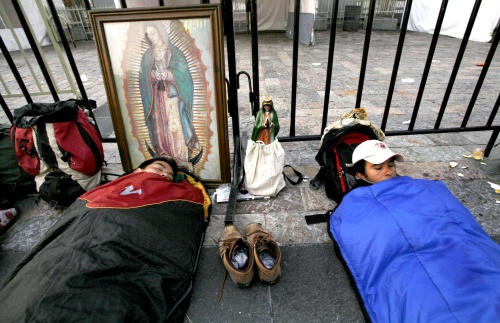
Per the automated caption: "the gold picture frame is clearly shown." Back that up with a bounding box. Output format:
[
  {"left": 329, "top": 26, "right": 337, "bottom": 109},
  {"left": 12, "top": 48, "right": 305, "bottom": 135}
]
[{"left": 89, "top": 4, "right": 229, "bottom": 187}]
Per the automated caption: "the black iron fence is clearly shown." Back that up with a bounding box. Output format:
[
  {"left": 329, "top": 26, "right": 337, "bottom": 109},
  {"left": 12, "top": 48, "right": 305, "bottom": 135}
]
[
  {"left": 226, "top": 0, "right": 500, "bottom": 156},
  {"left": 1, "top": 0, "right": 499, "bottom": 155}
]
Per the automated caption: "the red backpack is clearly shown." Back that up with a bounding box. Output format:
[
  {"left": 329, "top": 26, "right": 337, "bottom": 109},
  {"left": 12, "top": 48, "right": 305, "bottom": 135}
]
[{"left": 10, "top": 100, "right": 104, "bottom": 207}]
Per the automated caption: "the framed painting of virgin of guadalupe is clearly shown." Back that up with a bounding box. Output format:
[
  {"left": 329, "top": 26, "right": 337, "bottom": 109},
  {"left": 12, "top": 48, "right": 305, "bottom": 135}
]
[{"left": 89, "top": 4, "right": 229, "bottom": 187}]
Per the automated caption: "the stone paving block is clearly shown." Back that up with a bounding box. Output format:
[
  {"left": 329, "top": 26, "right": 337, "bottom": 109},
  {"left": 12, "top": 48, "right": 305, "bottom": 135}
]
[
  {"left": 270, "top": 245, "right": 365, "bottom": 322},
  {"left": 461, "top": 131, "right": 500, "bottom": 146},
  {"left": 478, "top": 159, "right": 500, "bottom": 181},
  {"left": 187, "top": 246, "right": 272, "bottom": 322},
  {"left": 402, "top": 145, "right": 472, "bottom": 162},
  {"left": 397, "top": 161, "right": 486, "bottom": 180},
  {"left": 442, "top": 179, "right": 500, "bottom": 242},
  {"left": 187, "top": 245, "right": 365, "bottom": 323},
  {"left": 266, "top": 211, "right": 331, "bottom": 245},
  {"left": 301, "top": 186, "right": 337, "bottom": 212},
  {"left": 19, "top": 200, "right": 64, "bottom": 219},
  {"left": 384, "top": 134, "right": 435, "bottom": 147},
  {"left": 236, "top": 189, "right": 304, "bottom": 214}
]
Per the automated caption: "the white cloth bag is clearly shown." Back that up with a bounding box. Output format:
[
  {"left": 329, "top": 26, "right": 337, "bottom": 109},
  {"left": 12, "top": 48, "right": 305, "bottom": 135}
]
[{"left": 244, "top": 138, "right": 286, "bottom": 197}]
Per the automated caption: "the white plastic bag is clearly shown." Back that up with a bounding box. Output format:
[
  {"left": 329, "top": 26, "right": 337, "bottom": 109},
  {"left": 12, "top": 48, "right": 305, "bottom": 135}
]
[{"left": 244, "top": 138, "right": 286, "bottom": 197}]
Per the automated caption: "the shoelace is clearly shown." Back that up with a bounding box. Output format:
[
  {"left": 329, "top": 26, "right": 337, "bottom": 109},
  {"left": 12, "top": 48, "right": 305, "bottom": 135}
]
[
  {"left": 254, "top": 235, "right": 271, "bottom": 248},
  {"left": 247, "top": 230, "right": 272, "bottom": 247},
  {"left": 217, "top": 237, "right": 240, "bottom": 256},
  {"left": 217, "top": 237, "right": 240, "bottom": 305},
  {"left": 217, "top": 270, "right": 227, "bottom": 306},
  {"left": 248, "top": 231, "right": 278, "bottom": 269}
]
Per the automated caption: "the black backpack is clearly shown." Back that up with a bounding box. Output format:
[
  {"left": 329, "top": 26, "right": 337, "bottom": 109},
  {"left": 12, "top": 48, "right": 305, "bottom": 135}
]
[{"left": 311, "top": 123, "right": 381, "bottom": 203}]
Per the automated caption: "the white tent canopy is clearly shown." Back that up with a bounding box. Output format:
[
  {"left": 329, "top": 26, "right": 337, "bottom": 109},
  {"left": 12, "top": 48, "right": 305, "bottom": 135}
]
[{"left": 407, "top": 0, "right": 500, "bottom": 43}]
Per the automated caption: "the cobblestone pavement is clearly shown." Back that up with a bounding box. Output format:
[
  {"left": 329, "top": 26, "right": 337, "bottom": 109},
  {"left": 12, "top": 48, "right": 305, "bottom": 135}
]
[{"left": 1, "top": 29, "right": 499, "bottom": 322}]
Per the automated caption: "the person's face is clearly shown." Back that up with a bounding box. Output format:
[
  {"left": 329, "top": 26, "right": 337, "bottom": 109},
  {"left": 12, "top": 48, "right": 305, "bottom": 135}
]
[
  {"left": 264, "top": 105, "right": 271, "bottom": 112},
  {"left": 135, "top": 160, "right": 174, "bottom": 181},
  {"left": 146, "top": 26, "right": 160, "bottom": 46},
  {"left": 357, "top": 158, "right": 397, "bottom": 183}
]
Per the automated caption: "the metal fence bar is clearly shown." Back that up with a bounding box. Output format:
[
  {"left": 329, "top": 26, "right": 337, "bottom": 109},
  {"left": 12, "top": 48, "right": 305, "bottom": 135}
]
[
  {"left": 484, "top": 85, "right": 500, "bottom": 155},
  {"left": 484, "top": 127, "right": 500, "bottom": 157},
  {"left": 0, "top": 3, "right": 45, "bottom": 94},
  {"left": 434, "top": 0, "right": 482, "bottom": 129},
  {"left": 46, "top": 0, "right": 103, "bottom": 140},
  {"left": 464, "top": 27, "right": 499, "bottom": 128},
  {"left": 37, "top": 0, "right": 81, "bottom": 98},
  {"left": 381, "top": 0, "right": 413, "bottom": 131},
  {"left": 408, "top": 0, "right": 448, "bottom": 131},
  {"left": 0, "top": 92, "right": 14, "bottom": 124},
  {"left": 0, "top": 35, "right": 33, "bottom": 104},
  {"left": 250, "top": 0, "right": 260, "bottom": 116},
  {"left": 321, "top": 0, "right": 340, "bottom": 134},
  {"left": 222, "top": 0, "right": 240, "bottom": 224},
  {"left": 223, "top": 0, "right": 240, "bottom": 137},
  {"left": 12, "top": 0, "right": 59, "bottom": 101},
  {"left": 486, "top": 93, "right": 500, "bottom": 128},
  {"left": 355, "top": 0, "right": 375, "bottom": 108},
  {"left": 289, "top": 0, "right": 301, "bottom": 137}
]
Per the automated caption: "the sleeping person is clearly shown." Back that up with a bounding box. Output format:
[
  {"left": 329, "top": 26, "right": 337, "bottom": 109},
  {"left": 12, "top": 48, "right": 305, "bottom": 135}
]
[
  {"left": 134, "top": 156, "right": 177, "bottom": 181},
  {"left": 0, "top": 157, "right": 211, "bottom": 322},
  {"left": 330, "top": 140, "right": 500, "bottom": 322},
  {"left": 350, "top": 139, "right": 403, "bottom": 188}
]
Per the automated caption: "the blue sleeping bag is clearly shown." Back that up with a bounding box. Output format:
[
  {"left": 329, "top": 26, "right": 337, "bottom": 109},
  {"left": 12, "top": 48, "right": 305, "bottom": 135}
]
[{"left": 330, "top": 176, "right": 500, "bottom": 322}]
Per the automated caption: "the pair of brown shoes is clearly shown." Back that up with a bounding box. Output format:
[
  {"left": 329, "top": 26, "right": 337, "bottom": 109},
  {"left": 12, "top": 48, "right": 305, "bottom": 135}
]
[{"left": 218, "top": 223, "right": 282, "bottom": 288}]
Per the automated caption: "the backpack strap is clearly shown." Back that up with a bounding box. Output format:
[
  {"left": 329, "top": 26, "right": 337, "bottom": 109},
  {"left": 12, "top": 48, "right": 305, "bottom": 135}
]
[
  {"left": 238, "top": 164, "right": 303, "bottom": 195},
  {"left": 304, "top": 210, "right": 333, "bottom": 225},
  {"left": 282, "top": 165, "right": 303, "bottom": 185}
]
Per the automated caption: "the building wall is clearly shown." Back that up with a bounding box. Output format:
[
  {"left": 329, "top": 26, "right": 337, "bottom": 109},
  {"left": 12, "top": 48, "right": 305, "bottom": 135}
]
[{"left": 0, "top": 0, "right": 53, "bottom": 51}]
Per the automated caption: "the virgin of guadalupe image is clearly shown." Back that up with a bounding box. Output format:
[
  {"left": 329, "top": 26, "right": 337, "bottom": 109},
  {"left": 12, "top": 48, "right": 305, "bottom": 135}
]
[{"left": 138, "top": 22, "right": 203, "bottom": 170}]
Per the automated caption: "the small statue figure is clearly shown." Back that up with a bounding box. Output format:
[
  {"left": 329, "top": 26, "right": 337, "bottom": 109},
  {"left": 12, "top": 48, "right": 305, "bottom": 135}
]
[{"left": 251, "top": 96, "right": 280, "bottom": 144}]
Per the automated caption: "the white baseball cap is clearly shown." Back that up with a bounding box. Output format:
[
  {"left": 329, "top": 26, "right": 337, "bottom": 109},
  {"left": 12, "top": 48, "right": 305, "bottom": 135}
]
[{"left": 352, "top": 140, "right": 403, "bottom": 165}]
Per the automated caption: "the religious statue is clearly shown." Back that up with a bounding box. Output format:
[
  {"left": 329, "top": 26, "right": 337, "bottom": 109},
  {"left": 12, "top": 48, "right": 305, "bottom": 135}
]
[{"left": 251, "top": 96, "right": 280, "bottom": 144}]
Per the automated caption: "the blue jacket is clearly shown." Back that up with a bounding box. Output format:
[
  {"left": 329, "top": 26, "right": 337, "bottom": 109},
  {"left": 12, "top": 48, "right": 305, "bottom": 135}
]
[{"left": 330, "top": 176, "right": 500, "bottom": 322}]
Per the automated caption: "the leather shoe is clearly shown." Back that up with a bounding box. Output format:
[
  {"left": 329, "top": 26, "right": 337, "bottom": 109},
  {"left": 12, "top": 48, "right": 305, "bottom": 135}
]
[
  {"left": 246, "top": 223, "right": 281, "bottom": 284},
  {"left": 218, "top": 224, "right": 254, "bottom": 288}
]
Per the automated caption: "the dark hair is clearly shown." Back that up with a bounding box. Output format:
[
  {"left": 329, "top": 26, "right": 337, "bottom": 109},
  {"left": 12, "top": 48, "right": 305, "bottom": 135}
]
[
  {"left": 352, "top": 159, "right": 366, "bottom": 176},
  {"left": 352, "top": 156, "right": 399, "bottom": 177},
  {"left": 138, "top": 157, "right": 178, "bottom": 174}
]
